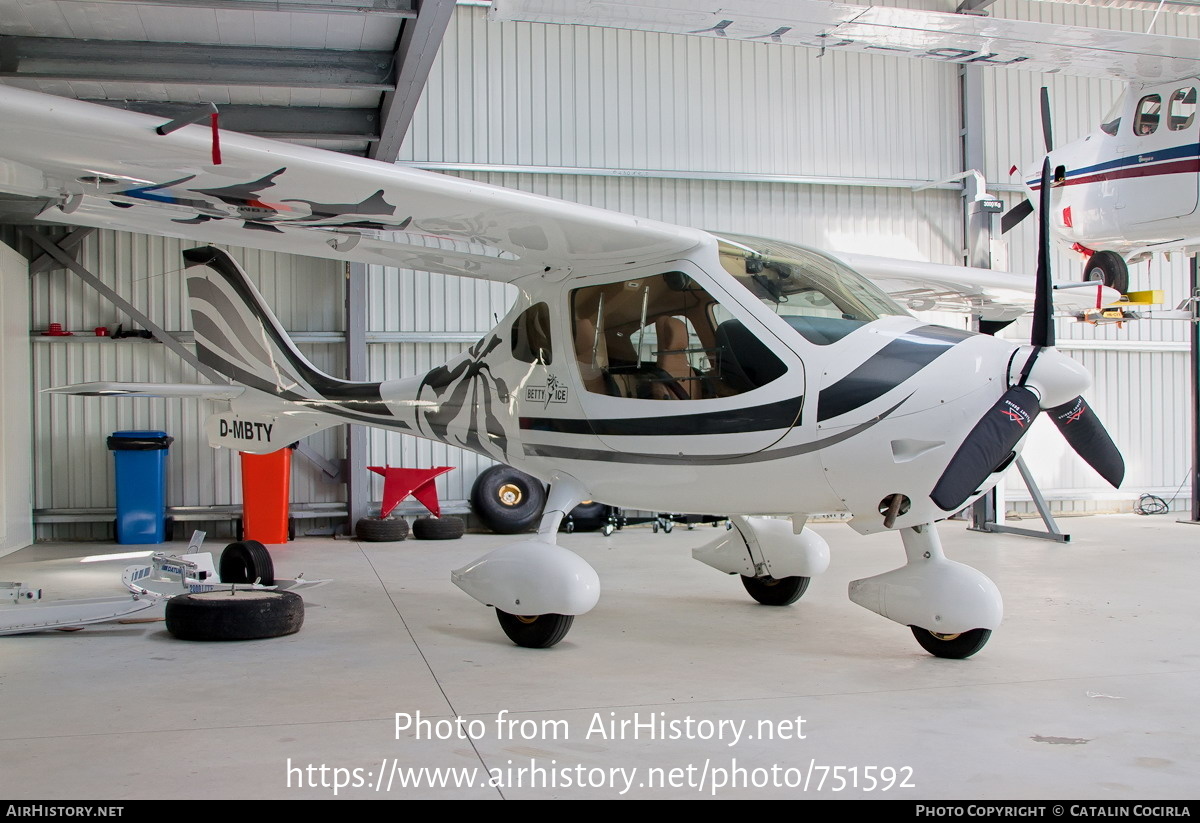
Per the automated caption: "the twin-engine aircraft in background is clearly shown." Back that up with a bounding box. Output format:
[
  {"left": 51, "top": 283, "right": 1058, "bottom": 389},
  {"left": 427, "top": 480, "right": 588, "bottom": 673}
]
[
  {"left": 0, "top": 87, "right": 1125, "bottom": 657},
  {"left": 491, "top": 0, "right": 1200, "bottom": 294}
]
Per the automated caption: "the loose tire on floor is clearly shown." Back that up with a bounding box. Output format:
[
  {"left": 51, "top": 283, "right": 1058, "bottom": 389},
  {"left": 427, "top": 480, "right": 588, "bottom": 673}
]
[
  {"left": 412, "top": 515, "right": 465, "bottom": 540},
  {"left": 165, "top": 590, "right": 304, "bottom": 641},
  {"left": 911, "top": 626, "right": 992, "bottom": 659},
  {"left": 470, "top": 465, "right": 546, "bottom": 534},
  {"left": 495, "top": 609, "right": 573, "bottom": 648},
  {"left": 740, "top": 574, "right": 810, "bottom": 606},
  {"left": 356, "top": 516, "right": 409, "bottom": 542},
  {"left": 219, "top": 540, "right": 275, "bottom": 586}
]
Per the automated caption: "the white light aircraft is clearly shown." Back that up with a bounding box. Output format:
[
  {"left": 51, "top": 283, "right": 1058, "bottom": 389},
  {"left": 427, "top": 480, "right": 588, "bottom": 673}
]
[
  {"left": 491, "top": 0, "right": 1200, "bottom": 293},
  {"left": 0, "top": 86, "right": 1127, "bottom": 658}
]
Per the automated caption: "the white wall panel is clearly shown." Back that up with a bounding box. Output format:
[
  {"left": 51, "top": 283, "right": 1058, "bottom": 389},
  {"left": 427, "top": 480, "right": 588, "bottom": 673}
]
[{"left": 404, "top": 6, "right": 962, "bottom": 184}]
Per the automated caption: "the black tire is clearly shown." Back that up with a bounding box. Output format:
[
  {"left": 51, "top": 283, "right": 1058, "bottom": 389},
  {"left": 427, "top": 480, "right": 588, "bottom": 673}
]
[
  {"left": 219, "top": 540, "right": 275, "bottom": 586},
  {"left": 470, "top": 465, "right": 547, "bottom": 534},
  {"left": 287, "top": 517, "right": 297, "bottom": 541},
  {"left": 495, "top": 610, "right": 573, "bottom": 648},
  {"left": 165, "top": 589, "right": 304, "bottom": 641},
  {"left": 1083, "top": 250, "right": 1129, "bottom": 294},
  {"left": 564, "top": 501, "right": 607, "bottom": 533},
  {"left": 356, "top": 516, "right": 409, "bottom": 542},
  {"left": 412, "top": 515, "right": 465, "bottom": 540},
  {"left": 741, "top": 574, "right": 810, "bottom": 606},
  {"left": 911, "top": 626, "right": 992, "bottom": 659}
]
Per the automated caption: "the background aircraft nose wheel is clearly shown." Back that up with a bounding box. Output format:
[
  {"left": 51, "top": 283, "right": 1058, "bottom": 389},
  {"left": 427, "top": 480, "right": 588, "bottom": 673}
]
[
  {"left": 740, "top": 575, "right": 810, "bottom": 606},
  {"left": 495, "top": 609, "right": 574, "bottom": 648},
  {"left": 470, "top": 465, "right": 547, "bottom": 534},
  {"left": 1083, "top": 250, "right": 1129, "bottom": 294},
  {"left": 910, "top": 627, "right": 992, "bottom": 659}
]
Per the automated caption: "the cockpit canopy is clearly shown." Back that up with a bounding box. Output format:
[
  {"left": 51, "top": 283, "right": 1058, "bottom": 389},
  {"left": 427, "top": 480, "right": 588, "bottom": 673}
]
[{"left": 713, "top": 232, "right": 908, "bottom": 345}]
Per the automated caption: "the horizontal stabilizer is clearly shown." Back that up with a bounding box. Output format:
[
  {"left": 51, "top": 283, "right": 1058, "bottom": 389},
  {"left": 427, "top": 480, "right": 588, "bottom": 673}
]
[{"left": 45, "top": 382, "right": 242, "bottom": 400}]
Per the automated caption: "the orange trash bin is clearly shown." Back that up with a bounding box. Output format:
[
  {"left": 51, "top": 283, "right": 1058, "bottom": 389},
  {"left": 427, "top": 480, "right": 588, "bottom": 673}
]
[{"left": 239, "top": 445, "right": 295, "bottom": 544}]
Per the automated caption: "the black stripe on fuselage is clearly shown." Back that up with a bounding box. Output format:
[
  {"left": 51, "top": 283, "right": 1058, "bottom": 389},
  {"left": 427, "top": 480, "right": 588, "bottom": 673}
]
[
  {"left": 524, "top": 397, "right": 907, "bottom": 465},
  {"left": 816, "top": 325, "right": 973, "bottom": 423},
  {"left": 520, "top": 395, "right": 803, "bottom": 437}
]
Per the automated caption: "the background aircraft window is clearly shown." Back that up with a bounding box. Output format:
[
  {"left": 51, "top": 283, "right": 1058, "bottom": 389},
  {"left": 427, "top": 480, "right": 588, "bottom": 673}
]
[
  {"left": 1134, "top": 94, "right": 1161, "bottom": 135},
  {"left": 571, "top": 273, "right": 785, "bottom": 400},
  {"left": 1168, "top": 88, "right": 1196, "bottom": 131},
  {"left": 713, "top": 232, "right": 904, "bottom": 345},
  {"left": 511, "top": 302, "right": 552, "bottom": 365}
]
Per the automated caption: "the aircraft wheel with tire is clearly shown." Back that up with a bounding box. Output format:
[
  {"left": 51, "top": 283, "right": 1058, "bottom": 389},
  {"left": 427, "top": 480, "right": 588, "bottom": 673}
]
[
  {"left": 1083, "top": 250, "right": 1129, "bottom": 294},
  {"left": 219, "top": 540, "right": 275, "bottom": 586},
  {"left": 495, "top": 609, "right": 574, "bottom": 648},
  {"left": 356, "top": 516, "right": 409, "bottom": 542},
  {"left": 741, "top": 574, "right": 810, "bottom": 606},
  {"left": 471, "top": 465, "right": 546, "bottom": 534},
  {"left": 165, "top": 590, "right": 304, "bottom": 641},
  {"left": 412, "top": 515, "right": 465, "bottom": 540},
  {"left": 910, "top": 626, "right": 992, "bottom": 659},
  {"left": 566, "top": 501, "right": 607, "bottom": 532}
]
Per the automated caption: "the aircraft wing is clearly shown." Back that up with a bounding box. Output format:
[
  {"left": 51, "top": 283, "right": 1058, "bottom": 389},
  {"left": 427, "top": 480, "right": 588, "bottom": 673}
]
[
  {"left": 490, "top": 0, "right": 1200, "bottom": 84},
  {"left": 836, "top": 252, "right": 1120, "bottom": 323},
  {"left": 0, "top": 86, "right": 701, "bottom": 282}
]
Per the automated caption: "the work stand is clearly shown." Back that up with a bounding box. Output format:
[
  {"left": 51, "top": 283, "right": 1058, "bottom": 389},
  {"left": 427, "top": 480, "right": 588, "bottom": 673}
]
[{"left": 969, "top": 456, "right": 1070, "bottom": 543}]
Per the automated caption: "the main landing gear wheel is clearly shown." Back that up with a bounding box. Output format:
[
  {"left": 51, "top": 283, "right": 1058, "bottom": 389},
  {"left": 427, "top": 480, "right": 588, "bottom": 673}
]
[
  {"left": 470, "top": 465, "right": 547, "bottom": 534},
  {"left": 910, "top": 626, "right": 992, "bottom": 659},
  {"left": 1084, "top": 250, "right": 1129, "bottom": 295},
  {"left": 495, "top": 609, "right": 574, "bottom": 648},
  {"left": 741, "top": 575, "right": 810, "bottom": 606}
]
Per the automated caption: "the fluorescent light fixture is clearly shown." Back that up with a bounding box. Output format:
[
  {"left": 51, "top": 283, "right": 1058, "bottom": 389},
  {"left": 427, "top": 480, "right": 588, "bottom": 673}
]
[{"left": 80, "top": 550, "right": 155, "bottom": 564}]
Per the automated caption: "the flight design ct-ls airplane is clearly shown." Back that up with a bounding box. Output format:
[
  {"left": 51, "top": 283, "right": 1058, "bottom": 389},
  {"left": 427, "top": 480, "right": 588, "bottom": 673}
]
[{"left": 0, "top": 62, "right": 1127, "bottom": 657}]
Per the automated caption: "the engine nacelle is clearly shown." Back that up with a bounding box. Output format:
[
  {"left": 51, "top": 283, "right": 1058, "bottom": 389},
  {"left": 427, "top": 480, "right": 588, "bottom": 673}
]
[
  {"left": 451, "top": 540, "right": 600, "bottom": 615},
  {"left": 693, "top": 516, "right": 830, "bottom": 579}
]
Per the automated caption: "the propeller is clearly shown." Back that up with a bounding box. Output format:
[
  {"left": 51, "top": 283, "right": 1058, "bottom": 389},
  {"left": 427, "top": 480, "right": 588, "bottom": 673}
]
[
  {"left": 1000, "top": 87, "right": 1053, "bottom": 235},
  {"left": 930, "top": 158, "right": 1124, "bottom": 513}
]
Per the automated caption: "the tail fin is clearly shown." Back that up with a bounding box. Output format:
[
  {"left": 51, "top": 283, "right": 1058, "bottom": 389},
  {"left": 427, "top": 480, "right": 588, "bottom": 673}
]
[{"left": 183, "top": 246, "right": 333, "bottom": 399}]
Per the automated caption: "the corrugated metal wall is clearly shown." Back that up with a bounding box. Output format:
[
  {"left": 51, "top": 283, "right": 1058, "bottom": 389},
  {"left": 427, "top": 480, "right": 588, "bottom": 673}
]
[
  {"left": 29, "top": 236, "right": 345, "bottom": 539},
  {"left": 27, "top": 1, "right": 1199, "bottom": 537}
]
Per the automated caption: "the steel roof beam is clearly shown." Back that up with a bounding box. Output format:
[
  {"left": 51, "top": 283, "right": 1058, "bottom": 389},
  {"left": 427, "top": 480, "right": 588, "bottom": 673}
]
[
  {"left": 370, "top": 0, "right": 456, "bottom": 162},
  {"left": 48, "top": 0, "right": 416, "bottom": 15},
  {"left": 85, "top": 100, "right": 380, "bottom": 141},
  {"left": 0, "top": 36, "right": 395, "bottom": 90}
]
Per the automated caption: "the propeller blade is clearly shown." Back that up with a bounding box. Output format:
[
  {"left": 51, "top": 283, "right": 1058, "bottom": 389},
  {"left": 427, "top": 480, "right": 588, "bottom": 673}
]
[
  {"left": 1048, "top": 396, "right": 1125, "bottom": 487},
  {"left": 1031, "top": 157, "right": 1055, "bottom": 349},
  {"left": 931, "top": 386, "right": 1041, "bottom": 512},
  {"left": 1001, "top": 198, "right": 1034, "bottom": 234},
  {"left": 1040, "top": 86, "right": 1053, "bottom": 153}
]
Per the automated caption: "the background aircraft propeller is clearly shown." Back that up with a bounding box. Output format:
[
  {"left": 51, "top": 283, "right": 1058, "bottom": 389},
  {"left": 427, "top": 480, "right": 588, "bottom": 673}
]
[
  {"left": 930, "top": 158, "right": 1124, "bottom": 512},
  {"left": 1000, "top": 87, "right": 1054, "bottom": 236}
]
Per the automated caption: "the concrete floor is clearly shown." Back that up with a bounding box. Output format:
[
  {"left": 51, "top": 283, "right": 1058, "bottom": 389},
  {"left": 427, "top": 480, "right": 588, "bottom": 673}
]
[{"left": 0, "top": 513, "right": 1196, "bottom": 800}]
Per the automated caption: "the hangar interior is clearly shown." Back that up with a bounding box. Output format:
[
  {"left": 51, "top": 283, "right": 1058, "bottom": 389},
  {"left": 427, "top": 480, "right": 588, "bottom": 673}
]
[{"left": 0, "top": 0, "right": 1198, "bottom": 801}]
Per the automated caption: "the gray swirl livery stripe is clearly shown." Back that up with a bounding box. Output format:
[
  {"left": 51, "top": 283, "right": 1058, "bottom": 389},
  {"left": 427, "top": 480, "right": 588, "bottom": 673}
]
[
  {"left": 197, "top": 347, "right": 411, "bottom": 431},
  {"left": 520, "top": 395, "right": 803, "bottom": 436},
  {"left": 183, "top": 247, "right": 389, "bottom": 413},
  {"left": 523, "top": 398, "right": 907, "bottom": 465},
  {"left": 816, "top": 325, "right": 973, "bottom": 423}
]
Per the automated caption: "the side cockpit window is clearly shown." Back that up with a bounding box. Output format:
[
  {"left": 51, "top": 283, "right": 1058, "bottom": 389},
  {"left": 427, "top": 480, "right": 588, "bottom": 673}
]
[
  {"left": 511, "top": 302, "right": 552, "bottom": 365},
  {"left": 571, "top": 273, "right": 785, "bottom": 400},
  {"left": 1169, "top": 87, "right": 1196, "bottom": 131},
  {"left": 1134, "top": 94, "right": 1162, "bottom": 136}
]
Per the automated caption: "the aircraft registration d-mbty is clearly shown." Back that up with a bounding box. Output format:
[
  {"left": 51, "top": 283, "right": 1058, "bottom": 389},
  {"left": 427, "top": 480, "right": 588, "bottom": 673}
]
[
  {"left": 492, "top": 0, "right": 1200, "bottom": 295},
  {"left": 0, "top": 85, "right": 1126, "bottom": 659}
]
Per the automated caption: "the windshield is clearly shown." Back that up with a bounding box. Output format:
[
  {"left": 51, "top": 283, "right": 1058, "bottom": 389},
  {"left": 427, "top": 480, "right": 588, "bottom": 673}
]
[
  {"left": 1099, "top": 89, "right": 1128, "bottom": 136},
  {"left": 712, "top": 232, "right": 907, "bottom": 345}
]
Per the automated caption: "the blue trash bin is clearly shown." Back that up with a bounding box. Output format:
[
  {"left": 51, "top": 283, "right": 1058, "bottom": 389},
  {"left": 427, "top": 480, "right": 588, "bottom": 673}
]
[{"left": 107, "top": 430, "right": 174, "bottom": 544}]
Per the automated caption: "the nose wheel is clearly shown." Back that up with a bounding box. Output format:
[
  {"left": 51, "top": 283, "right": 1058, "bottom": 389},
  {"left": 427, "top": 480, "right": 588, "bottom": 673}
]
[
  {"left": 910, "top": 626, "right": 991, "bottom": 659},
  {"left": 496, "top": 609, "right": 574, "bottom": 648}
]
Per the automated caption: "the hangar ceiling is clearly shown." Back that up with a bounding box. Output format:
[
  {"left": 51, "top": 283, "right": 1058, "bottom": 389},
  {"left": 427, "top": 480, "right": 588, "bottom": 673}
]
[{"left": 0, "top": 0, "right": 456, "bottom": 158}]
